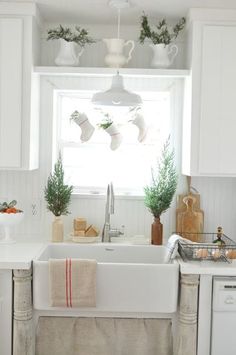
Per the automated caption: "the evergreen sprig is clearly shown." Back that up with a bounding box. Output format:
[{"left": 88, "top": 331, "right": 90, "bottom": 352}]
[
  {"left": 47, "top": 24, "right": 95, "bottom": 46},
  {"left": 139, "top": 14, "right": 185, "bottom": 45},
  {"left": 97, "top": 112, "right": 113, "bottom": 130},
  {"left": 44, "top": 154, "right": 73, "bottom": 217},
  {"left": 144, "top": 138, "right": 178, "bottom": 218}
]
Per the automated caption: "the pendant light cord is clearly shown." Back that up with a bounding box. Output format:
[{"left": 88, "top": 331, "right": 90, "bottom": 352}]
[
  {"left": 117, "top": 8, "right": 121, "bottom": 39},
  {"left": 117, "top": 7, "right": 121, "bottom": 75}
]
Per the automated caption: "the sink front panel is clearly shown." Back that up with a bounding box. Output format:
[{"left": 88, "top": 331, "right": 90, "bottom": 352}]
[{"left": 33, "top": 244, "right": 179, "bottom": 313}]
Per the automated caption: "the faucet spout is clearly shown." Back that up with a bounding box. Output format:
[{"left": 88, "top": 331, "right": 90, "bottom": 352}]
[
  {"left": 102, "top": 182, "right": 115, "bottom": 242},
  {"left": 110, "top": 182, "right": 115, "bottom": 215}
]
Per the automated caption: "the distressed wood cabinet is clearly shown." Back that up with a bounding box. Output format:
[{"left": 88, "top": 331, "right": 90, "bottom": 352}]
[
  {"left": 182, "top": 9, "right": 236, "bottom": 176},
  {"left": 0, "top": 270, "right": 12, "bottom": 355}
]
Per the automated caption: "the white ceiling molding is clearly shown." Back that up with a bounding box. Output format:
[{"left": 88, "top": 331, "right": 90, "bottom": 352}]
[{"left": 8, "top": 0, "right": 236, "bottom": 24}]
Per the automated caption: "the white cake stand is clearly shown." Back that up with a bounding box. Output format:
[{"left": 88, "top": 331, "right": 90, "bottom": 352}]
[{"left": 0, "top": 212, "right": 24, "bottom": 243}]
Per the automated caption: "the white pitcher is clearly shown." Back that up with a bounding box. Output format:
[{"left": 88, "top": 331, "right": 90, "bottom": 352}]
[
  {"left": 55, "top": 38, "right": 84, "bottom": 66},
  {"left": 150, "top": 43, "right": 178, "bottom": 68},
  {"left": 103, "top": 38, "right": 135, "bottom": 68}
]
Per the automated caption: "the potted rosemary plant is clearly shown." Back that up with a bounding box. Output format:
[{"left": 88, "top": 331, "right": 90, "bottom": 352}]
[
  {"left": 139, "top": 14, "right": 186, "bottom": 68},
  {"left": 47, "top": 24, "right": 95, "bottom": 66},
  {"left": 144, "top": 138, "right": 178, "bottom": 245},
  {"left": 44, "top": 154, "right": 73, "bottom": 242}
]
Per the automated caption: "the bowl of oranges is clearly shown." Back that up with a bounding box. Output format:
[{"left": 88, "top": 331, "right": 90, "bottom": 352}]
[{"left": 0, "top": 200, "right": 24, "bottom": 243}]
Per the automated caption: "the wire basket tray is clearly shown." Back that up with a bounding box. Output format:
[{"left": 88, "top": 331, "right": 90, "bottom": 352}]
[{"left": 177, "top": 232, "right": 236, "bottom": 262}]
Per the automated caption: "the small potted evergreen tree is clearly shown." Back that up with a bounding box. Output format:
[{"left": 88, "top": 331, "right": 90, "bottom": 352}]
[
  {"left": 144, "top": 138, "right": 178, "bottom": 245},
  {"left": 44, "top": 154, "right": 73, "bottom": 242}
]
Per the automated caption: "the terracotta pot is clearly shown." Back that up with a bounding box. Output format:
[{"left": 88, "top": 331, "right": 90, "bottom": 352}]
[
  {"left": 52, "top": 216, "right": 64, "bottom": 242},
  {"left": 151, "top": 217, "right": 163, "bottom": 245}
]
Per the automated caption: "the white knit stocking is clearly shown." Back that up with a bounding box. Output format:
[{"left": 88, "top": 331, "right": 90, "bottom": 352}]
[
  {"left": 71, "top": 111, "right": 95, "bottom": 142},
  {"left": 132, "top": 112, "right": 147, "bottom": 142},
  {"left": 105, "top": 123, "right": 122, "bottom": 150}
]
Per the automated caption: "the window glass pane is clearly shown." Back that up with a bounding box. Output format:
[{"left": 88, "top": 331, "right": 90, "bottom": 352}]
[{"left": 57, "top": 91, "right": 170, "bottom": 195}]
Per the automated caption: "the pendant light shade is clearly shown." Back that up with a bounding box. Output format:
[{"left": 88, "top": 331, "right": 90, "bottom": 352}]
[{"left": 91, "top": 72, "right": 142, "bottom": 107}]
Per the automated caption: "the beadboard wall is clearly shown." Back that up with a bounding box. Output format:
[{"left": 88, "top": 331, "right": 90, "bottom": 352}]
[{"left": 0, "top": 24, "right": 236, "bottom": 243}]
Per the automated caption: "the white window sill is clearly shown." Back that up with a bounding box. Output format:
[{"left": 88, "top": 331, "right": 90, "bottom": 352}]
[{"left": 71, "top": 192, "right": 145, "bottom": 201}]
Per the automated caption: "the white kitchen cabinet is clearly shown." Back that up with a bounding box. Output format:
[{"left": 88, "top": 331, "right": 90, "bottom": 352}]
[
  {"left": 182, "top": 9, "right": 236, "bottom": 176},
  {"left": 0, "top": 270, "right": 12, "bottom": 355},
  {"left": 0, "top": 3, "right": 40, "bottom": 170}
]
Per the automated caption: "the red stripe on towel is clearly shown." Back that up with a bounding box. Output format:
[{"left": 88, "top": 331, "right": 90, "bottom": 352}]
[
  {"left": 69, "top": 258, "right": 72, "bottom": 307},
  {"left": 66, "top": 259, "right": 69, "bottom": 307}
]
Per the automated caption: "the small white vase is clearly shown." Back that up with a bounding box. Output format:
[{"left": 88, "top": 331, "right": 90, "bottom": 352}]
[
  {"left": 150, "top": 43, "right": 178, "bottom": 68},
  {"left": 52, "top": 216, "right": 64, "bottom": 242},
  {"left": 103, "top": 38, "right": 135, "bottom": 68},
  {"left": 55, "top": 38, "right": 84, "bottom": 66}
]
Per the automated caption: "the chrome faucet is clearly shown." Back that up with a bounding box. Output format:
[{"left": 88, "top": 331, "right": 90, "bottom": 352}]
[{"left": 102, "top": 182, "right": 115, "bottom": 242}]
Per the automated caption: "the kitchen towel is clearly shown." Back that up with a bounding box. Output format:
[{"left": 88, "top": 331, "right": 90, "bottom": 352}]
[
  {"left": 164, "top": 233, "right": 196, "bottom": 263},
  {"left": 49, "top": 258, "right": 97, "bottom": 307}
]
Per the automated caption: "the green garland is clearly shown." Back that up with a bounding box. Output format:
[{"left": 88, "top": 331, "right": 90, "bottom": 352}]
[
  {"left": 144, "top": 138, "right": 178, "bottom": 218},
  {"left": 44, "top": 154, "right": 73, "bottom": 217}
]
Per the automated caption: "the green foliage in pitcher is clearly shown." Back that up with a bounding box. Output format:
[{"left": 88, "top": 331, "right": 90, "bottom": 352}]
[{"left": 139, "top": 14, "right": 186, "bottom": 45}]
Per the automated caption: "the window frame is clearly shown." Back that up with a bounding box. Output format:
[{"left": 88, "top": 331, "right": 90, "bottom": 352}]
[{"left": 41, "top": 75, "right": 182, "bottom": 198}]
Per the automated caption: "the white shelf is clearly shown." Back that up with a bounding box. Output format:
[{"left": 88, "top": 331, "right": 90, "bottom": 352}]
[{"left": 34, "top": 66, "right": 190, "bottom": 78}]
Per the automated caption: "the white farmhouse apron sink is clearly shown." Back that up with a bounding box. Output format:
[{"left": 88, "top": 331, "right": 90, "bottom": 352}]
[{"left": 33, "top": 243, "right": 179, "bottom": 313}]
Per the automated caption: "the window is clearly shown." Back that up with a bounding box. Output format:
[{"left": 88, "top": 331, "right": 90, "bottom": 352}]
[{"left": 56, "top": 90, "right": 171, "bottom": 195}]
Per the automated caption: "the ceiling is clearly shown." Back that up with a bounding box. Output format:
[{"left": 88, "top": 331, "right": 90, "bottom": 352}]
[{"left": 4, "top": 0, "right": 236, "bottom": 24}]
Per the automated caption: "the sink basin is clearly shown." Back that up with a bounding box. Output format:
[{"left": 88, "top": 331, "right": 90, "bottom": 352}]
[{"left": 33, "top": 243, "right": 179, "bottom": 313}]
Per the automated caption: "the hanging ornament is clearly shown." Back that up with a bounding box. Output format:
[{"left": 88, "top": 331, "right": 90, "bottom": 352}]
[{"left": 70, "top": 111, "right": 95, "bottom": 142}]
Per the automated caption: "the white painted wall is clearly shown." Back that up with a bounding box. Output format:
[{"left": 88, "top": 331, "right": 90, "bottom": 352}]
[{"left": 0, "top": 25, "right": 235, "bottom": 243}]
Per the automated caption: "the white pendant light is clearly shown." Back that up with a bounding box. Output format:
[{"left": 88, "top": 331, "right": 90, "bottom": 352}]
[
  {"left": 92, "top": 71, "right": 142, "bottom": 107},
  {"left": 91, "top": 0, "right": 142, "bottom": 107}
]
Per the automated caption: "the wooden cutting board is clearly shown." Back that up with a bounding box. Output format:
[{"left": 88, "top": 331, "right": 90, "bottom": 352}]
[
  {"left": 176, "top": 195, "right": 204, "bottom": 242},
  {"left": 176, "top": 193, "right": 201, "bottom": 211}
]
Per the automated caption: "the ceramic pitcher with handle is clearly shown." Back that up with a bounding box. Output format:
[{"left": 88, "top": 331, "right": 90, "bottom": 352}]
[
  {"left": 150, "top": 43, "right": 178, "bottom": 68},
  {"left": 103, "top": 38, "right": 135, "bottom": 67},
  {"left": 55, "top": 38, "right": 84, "bottom": 66}
]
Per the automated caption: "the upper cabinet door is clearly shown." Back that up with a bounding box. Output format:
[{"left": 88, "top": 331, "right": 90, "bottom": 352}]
[
  {"left": 0, "top": 18, "right": 23, "bottom": 168},
  {"left": 199, "top": 25, "right": 236, "bottom": 175},
  {"left": 0, "top": 2, "right": 40, "bottom": 170},
  {"left": 182, "top": 11, "right": 236, "bottom": 177}
]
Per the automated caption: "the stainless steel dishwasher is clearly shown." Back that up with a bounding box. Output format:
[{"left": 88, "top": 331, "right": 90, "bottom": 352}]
[{"left": 211, "top": 277, "right": 236, "bottom": 355}]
